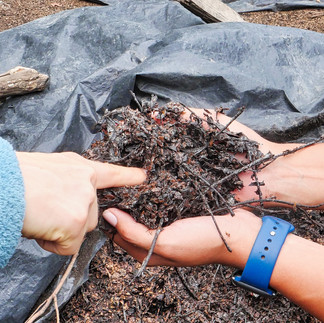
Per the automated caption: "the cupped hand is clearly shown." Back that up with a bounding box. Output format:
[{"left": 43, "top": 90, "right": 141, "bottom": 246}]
[
  {"left": 16, "top": 152, "right": 146, "bottom": 255},
  {"left": 103, "top": 208, "right": 261, "bottom": 268},
  {"left": 181, "top": 108, "right": 305, "bottom": 204}
]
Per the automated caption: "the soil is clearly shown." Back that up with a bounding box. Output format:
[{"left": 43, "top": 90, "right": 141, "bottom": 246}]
[{"left": 1, "top": 1, "right": 323, "bottom": 322}]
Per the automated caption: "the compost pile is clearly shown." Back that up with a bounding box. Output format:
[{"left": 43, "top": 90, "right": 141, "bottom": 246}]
[
  {"left": 86, "top": 98, "right": 264, "bottom": 230},
  {"left": 64, "top": 101, "right": 324, "bottom": 322}
]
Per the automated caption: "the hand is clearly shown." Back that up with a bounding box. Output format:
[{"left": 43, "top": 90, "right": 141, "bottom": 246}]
[
  {"left": 16, "top": 152, "right": 146, "bottom": 255},
  {"left": 184, "top": 108, "right": 324, "bottom": 208},
  {"left": 103, "top": 208, "right": 261, "bottom": 268}
]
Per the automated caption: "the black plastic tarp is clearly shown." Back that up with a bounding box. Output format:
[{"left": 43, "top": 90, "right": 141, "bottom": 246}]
[{"left": 0, "top": 0, "right": 323, "bottom": 321}]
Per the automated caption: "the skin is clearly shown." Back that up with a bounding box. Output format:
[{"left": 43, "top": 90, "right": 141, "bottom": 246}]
[
  {"left": 103, "top": 108, "right": 324, "bottom": 320},
  {"left": 16, "top": 151, "right": 146, "bottom": 255}
]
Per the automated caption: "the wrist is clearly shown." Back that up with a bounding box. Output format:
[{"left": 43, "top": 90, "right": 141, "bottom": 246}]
[
  {"left": 218, "top": 210, "right": 262, "bottom": 269},
  {"left": 233, "top": 216, "right": 295, "bottom": 296},
  {"left": 260, "top": 143, "right": 324, "bottom": 207}
]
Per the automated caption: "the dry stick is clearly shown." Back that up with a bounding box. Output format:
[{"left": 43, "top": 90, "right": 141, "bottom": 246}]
[
  {"left": 135, "top": 217, "right": 164, "bottom": 277},
  {"left": 54, "top": 296, "right": 59, "bottom": 323},
  {"left": 213, "top": 152, "right": 273, "bottom": 187},
  {"left": 214, "top": 106, "right": 245, "bottom": 138},
  {"left": 217, "top": 198, "right": 324, "bottom": 211},
  {"left": 130, "top": 90, "right": 143, "bottom": 111},
  {"left": 198, "top": 188, "right": 232, "bottom": 252},
  {"left": 25, "top": 250, "right": 80, "bottom": 323},
  {"left": 251, "top": 169, "right": 265, "bottom": 215},
  {"left": 296, "top": 206, "right": 324, "bottom": 230},
  {"left": 259, "top": 136, "right": 324, "bottom": 170},
  {"left": 175, "top": 267, "right": 198, "bottom": 300},
  {"left": 182, "top": 163, "right": 234, "bottom": 216}
]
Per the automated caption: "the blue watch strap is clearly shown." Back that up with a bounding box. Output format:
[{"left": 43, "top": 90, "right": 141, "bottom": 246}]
[{"left": 233, "top": 216, "right": 295, "bottom": 296}]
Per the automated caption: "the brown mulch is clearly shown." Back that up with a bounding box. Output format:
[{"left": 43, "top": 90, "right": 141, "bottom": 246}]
[
  {"left": 1, "top": 1, "right": 323, "bottom": 322},
  {"left": 0, "top": 0, "right": 99, "bottom": 32},
  {"left": 242, "top": 9, "right": 324, "bottom": 33}
]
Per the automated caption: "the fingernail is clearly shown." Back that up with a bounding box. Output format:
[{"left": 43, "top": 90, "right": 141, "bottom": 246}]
[{"left": 103, "top": 210, "right": 117, "bottom": 227}]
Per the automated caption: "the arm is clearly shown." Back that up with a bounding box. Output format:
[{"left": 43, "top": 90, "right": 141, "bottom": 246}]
[
  {"left": 16, "top": 151, "right": 146, "bottom": 256},
  {"left": 0, "top": 137, "right": 146, "bottom": 266},
  {"left": 0, "top": 138, "right": 25, "bottom": 268},
  {"left": 104, "top": 108, "right": 324, "bottom": 319},
  {"left": 103, "top": 208, "right": 324, "bottom": 321},
  {"left": 186, "top": 108, "right": 324, "bottom": 209}
]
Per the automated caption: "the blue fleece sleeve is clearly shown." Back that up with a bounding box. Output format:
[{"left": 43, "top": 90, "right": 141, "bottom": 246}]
[{"left": 0, "top": 138, "right": 25, "bottom": 268}]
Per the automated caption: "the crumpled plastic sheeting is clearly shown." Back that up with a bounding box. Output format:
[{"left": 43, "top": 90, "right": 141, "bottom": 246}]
[
  {"left": 0, "top": 0, "right": 202, "bottom": 153},
  {"left": 0, "top": 0, "right": 323, "bottom": 321},
  {"left": 0, "top": 239, "right": 68, "bottom": 323},
  {"left": 129, "top": 22, "right": 324, "bottom": 143},
  {"left": 222, "top": 0, "right": 324, "bottom": 12}
]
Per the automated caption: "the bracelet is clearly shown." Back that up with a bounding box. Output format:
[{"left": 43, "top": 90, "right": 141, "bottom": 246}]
[{"left": 232, "top": 215, "right": 295, "bottom": 296}]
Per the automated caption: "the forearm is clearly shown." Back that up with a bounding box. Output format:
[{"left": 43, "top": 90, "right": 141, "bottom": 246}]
[
  {"left": 237, "top": 143, "right": 324, "bottom": 209},
  {"left": 270, "top": 233, "right": 324, "bottom": 320},
  {"left": 0, "top": 138, "right": 25, "bottom": 267},
  {"left": 225, "top": 214, "right": 324, "bottom": 321}
]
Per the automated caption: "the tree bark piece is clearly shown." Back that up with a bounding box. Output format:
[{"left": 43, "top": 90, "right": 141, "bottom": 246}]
[
  {"left": 177, "top": 0, "right": 244, "bottom": 23},
  {"left": 0, "top": 66, "right": 49, "bottom": 99}
]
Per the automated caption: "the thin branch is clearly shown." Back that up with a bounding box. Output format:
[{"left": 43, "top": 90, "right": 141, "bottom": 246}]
[
  {"left": 54, "top": 296, "right": 59, "bottom": 323},
  {"left": 213, "top": 153, "right": 273, "bottom": 187},
  {"left": 197, "top": 186, "right": 232, "bottom": 252},
  {"left": 25, "top": 250, "right": 80, "bottom": 323},
  {"left": 130, "top": 90, "right": 143, "bottom": 112},
  {"left": 215, "top": 198, "right": 324, "bottom": 212},
  {"left": 260, "top": 136, "right": 324, "bottom": 170},
  {"left": 175, "top": 267, "right": 198, "bottom": 300},
  {"left": 135, "top": 218, "right": 164, "bottom": 277},
  {"left": 214, "top": 107, "right": 245, "bottom": 138}
]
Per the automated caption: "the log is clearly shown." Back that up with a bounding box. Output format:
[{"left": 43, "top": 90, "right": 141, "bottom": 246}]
[
  {"left": 177, "top": 0, "right": 244, "bottom": 23},
  {"left": 0, "top": 66, "right": 49, "bottom": 99}
]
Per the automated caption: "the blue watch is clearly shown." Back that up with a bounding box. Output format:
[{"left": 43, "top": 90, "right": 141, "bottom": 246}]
[{"left": 232, "top": 216, "right": 295, "bottom": 296}]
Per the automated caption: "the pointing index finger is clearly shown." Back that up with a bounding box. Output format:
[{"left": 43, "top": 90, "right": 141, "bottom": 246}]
[{"left": 89, "top": 160, "right": 147, "bottom": 189}]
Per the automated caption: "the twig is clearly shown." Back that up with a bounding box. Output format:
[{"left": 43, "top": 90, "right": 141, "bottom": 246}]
[
  {"left": 25, "top": 250, "right": 80, "bottom": 323},
  {"left": 135, "top": 218, "right": 164, "bottom": 277},
  {"left": 260, "top": 136, "right": 324, "bottom": 170},
  {"left": 175, "top": 267, "right": 198, "bottom": 300},
  {"left": 54, "top": 296, "right": 59, "bottom": 323},
  {"left": 251, "top": 170, "right": 264, "bottom": 215},
  {"left": 197, "top": 186, "right": 232, "bottom": 252},
  {"left": 213, "top": 153, "right": 273, "bottom": 187},
  {"left": 296, "top": 206, "right": 324, "bottom": 230},
  {"left": 208, "top": 264, "right": 220, "bottom": 312},
  {"left": 214, "top": 107, "right": 245, "bottom": 138},
  {"left": 130, "top": 90, "right": 143, "bottom": 111},
  {"left": 216, "top": 198, "right": 324, "bottom": 212}
]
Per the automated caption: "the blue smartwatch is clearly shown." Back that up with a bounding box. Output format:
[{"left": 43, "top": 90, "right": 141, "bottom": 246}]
[{"left": 232, "top": 216, "right": 295, "bottom": 296}]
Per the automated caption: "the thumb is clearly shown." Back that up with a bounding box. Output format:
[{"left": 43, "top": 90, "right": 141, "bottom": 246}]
[{"left": 102, "top": 208, "right": 155, "bottom": 250}]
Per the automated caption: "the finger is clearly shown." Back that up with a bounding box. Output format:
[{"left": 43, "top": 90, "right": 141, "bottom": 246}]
[
  {"left": 112, "top": 233, "right": 176, "bottom": 266},
  {"left": 36, "top": 236, "right": 83, "bottom": 256},
  {"left": 61, "top": 152, "right": 147, "bottom": 188},
  {"left": 87, "top": 161, "right": 147, "bottom": 189},
  {"left": 103, "top": 208, "right": 155, "bottom": 250},
  {"left": 86, "top": 195, "right": 99, "bottom": 232}
]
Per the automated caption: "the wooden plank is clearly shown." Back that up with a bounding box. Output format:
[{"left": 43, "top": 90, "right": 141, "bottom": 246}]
[
  {"left": 0, "top": 66, "right": 49, "bottom": 99},
  {"left": 178, "top": 0, "right": 244, "bottom": 23}
]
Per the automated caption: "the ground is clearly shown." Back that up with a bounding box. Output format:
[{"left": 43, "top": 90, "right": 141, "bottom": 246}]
[{"left": 1, "top": 1, "right": 323, "bottom": 322}]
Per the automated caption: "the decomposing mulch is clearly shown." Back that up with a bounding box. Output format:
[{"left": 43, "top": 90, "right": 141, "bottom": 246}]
[
  {"left": 59, "top": 100, "right": 324, "bottom": 323},
  {"left": 242, "top": 9, "right": 324, "bottom": 34},
  {"left": 1, "top": 1, "right": 323, "bottom": 322},
  {"left": 90, "top": 101, "right": 263, "bottom": 230}
]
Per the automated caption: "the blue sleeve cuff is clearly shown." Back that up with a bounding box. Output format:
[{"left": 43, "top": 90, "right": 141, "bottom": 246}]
[{"left": 0, "top": 138, "right": 25, "bottom": 268}]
